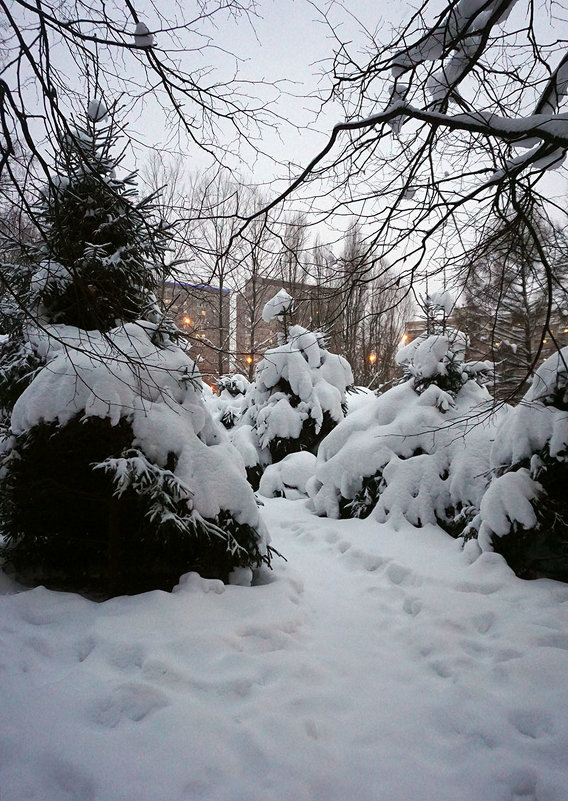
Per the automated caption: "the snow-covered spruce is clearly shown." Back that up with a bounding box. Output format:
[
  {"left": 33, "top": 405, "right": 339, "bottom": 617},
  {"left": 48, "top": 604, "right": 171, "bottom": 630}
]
[
  {"left": 239, "top": 312, "right": 353, "bottom": 474},
  {"left": 308, "top": 324, "right": 498, "bottom": 534},
  {"left": 207, "top": 373, "right": 251, "bottom": 430},
  {"left": 0, "top": 109, "right": 270, "bottom": 595},
  {"left": 471, "top": 348, "right": 568, "bottom": 582}
]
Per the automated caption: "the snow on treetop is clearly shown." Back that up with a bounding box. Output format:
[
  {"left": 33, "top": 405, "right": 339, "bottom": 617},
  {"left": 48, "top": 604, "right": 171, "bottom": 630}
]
[
  {"left": 240, "top": 323, "right": 353, "bottom": 458},
  {"left": 478, "top": 468, "right": 539, "bottom": 543},
  {"left": 12, "top": 322, "right": 201, "bottom": 432},
  {"left": 427, "top": 290, "right": 455, "bottom": 316},
  {"left": 308, "top": 374, "right": 497, "bottom": 526},
  {"left": 391, "top": 0, "right": 518, "bottom": 76},
  {"left": 525, "top": 347, "right": 568, "bottom": 403},
  {"left": 134, "top": 21, "right": 154, "bottom": 48},
  {"left": 261, "top": 289, "right": 294, "bottom": 323},
  {"left": 396, "top": 331, "right": 467, "bottom": 380},
  {"left": 87, "top": 98, "right": 108, "bottom": 123}
]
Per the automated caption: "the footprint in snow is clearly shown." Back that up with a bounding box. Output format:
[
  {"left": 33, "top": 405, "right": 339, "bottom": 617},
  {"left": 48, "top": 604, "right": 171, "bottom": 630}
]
[
  {"left": 402, "top": 596, "right": 423, "bottom": 617},
  {"left": 142, "top": 659, "right": 193, "bottom": 692},
  {"left": 235, "top": 625, "right": 292, "bottom": 654},
  {"left": 107, "top": 643, "right": 145, "bottom": 671},
  {"left": 471, "top": 611, "right": 496, "bottom": 635},
  {"left": 26, "top": 634, "right": 55, "bottom": 659},
  {"left": 386, "top": 563, "right": 422, "bottom": 587},
  {"left": 430, "top": 659, "right": 453, "bottom": 679},
  {"left": 455, "top": 580, "right": 502, "bottom": 595},
  {"left": 41, "top": 754, "right": 97, "bottom": 801},
  {"left": 536, "top": 633, "right": 568, "bottom": 651},
  {"left": 509, "top": 709, "right": 555, "bottom": 740},
  {"left": 89, "top": 682, "right": 169, "bottom": 728},
  {"left": 506, "top": 767, "right": 539, "bottom": 801},
  {"left": 73, "top": 636, "right": 96, "bottom": 663}
]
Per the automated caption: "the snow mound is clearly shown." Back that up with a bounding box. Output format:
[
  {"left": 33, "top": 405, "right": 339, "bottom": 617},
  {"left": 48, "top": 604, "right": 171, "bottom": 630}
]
[
  {"left": 87, "top": 98, "right": 108, "bottom": 123},
  {"left": 259, "top": 451, "right": 317, "bottom": 499},
  {"left": 472, "top": 348, "right": 568, "bottom": 581},
  {"left": 308, "top": 378, "right": 498, "bottom": 530},
  {"left": 309, "top": 322, "right": 498, "bottom": 531}
]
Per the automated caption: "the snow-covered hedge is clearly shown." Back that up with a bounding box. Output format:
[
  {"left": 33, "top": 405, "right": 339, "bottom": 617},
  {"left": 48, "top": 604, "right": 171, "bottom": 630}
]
[{"left": 206, "top": 373, "right": 251, "bottom": 430}]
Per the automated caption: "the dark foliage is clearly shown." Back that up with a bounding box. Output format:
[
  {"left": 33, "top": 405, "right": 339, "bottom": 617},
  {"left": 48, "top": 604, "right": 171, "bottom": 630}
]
[
  {"left": 268, "top": 409, "right": 337, "bottom": 464},
  {"left": 36, "top": 118, "right": 167, "bottom": 331},
  {"left": 0, "top": 416, "right": 270, "bottom": 596},
  {"left": 491, "top": 453, "right": 568, "bottom": 582},
  {"left": 340, "top": 471, "right": 384, "bottom": 519}
]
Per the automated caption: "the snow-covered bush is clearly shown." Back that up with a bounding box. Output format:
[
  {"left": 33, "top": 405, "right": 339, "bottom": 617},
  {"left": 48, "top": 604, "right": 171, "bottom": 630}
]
[
  {"left": 308, "top": 321, "right": 499, "bottom": 534},
  {"left": 226, "top": 424, "right": 270, "bottom": 491},
  {"left": 472, "top": 349, "right": 568, "bottom": 582},
  {"left": 240, "top": 309, "right": 353, "bottom": 467},
  {"left": 207, "top": 373, "right": 251, "bottom": 429},
  {"left": 258, "top": 451, "right": 317, "bottom": 500},
  {"left": 0, "top": 108, "right": 270, "bottom": 596}
]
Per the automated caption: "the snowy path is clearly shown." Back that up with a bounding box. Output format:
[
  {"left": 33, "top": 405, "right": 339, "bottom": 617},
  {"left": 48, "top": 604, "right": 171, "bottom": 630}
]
[{"left": 1, "top": 497, "right": 568, "bottom": 801}]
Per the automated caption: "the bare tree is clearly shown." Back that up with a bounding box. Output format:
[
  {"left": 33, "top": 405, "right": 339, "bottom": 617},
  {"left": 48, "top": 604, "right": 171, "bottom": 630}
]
[
  {"left": 236, "top": 197, "right": 283, "bottom": 378},
  {"left": 455, "top": 198, "right": 568, "bottom": 399},
  {"left": 236, "top": 0, "right": 568, "bottom": 385},
  {"left": 323, "top": 224, "right": 413, "bottom": 385},
  {"left": 0, "top": 0, "right": 284, "bottom": 281}
]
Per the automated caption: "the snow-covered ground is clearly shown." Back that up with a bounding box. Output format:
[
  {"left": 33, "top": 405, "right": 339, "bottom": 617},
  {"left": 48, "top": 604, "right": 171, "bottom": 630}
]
[{"left": 1, "top": 498, "right": 568, "bottom": 801}]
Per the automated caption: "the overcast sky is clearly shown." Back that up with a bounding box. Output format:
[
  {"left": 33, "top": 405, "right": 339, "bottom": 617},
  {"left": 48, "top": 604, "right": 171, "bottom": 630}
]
[{"left": 125, "top": 0, "right": 406, "bottom": 187}]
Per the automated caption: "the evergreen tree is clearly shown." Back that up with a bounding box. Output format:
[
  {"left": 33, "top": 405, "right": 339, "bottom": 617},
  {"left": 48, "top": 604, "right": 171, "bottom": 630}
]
[
  {"left": 235, "top": 291, "right": 353, "bottom": 478},
  {"left": 0, "top": 104, "right": 271, "bottom": 596},
  {"left": 307, "top": 293, "right": 496, "bottom": 531},
  {"left": 470, "top": 348, "right": 568, "bottom": 583}
]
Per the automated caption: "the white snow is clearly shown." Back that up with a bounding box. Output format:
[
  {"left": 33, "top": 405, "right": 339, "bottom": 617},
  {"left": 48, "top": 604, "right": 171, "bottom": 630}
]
[
  {"left": 9, "top": 321, "right": 264, "bottom": 533},
  {"left": 2, "top": 497, "right": 568, "bottom": 801},
  {"left": 241, "top": 325, "right": 353, "bottom": 459},
  {"left": 308, "top": 368, "right": 498, "bottom": 526},
  {"left": 478, "top": 468, "right": 540, "bottom": 544},
  {"left": 345, "top": 386, "right": 377, "bottom": 414},
  {"left": 473, "top": 347, "right": 568, "bottom": 551},
  {"left": 391, "top": 0, "right": 519, "bottom": 78},
  {"left": 134, "top": 21, "right": 154, "bottom": 48},
  {"left": 428, "top": 289, "right": 455, "bottom": 316},
  {"left": 259, "top": 451, "right": 317, "bottom": 499},
  {"left": 87, "top": 99, "right": 108, "bottom": 123},
  {"left": 261, "top": 288, "right": 294, "bottom": 323},
  {"left": 490, "top": 348, "right": 568, "bottom": 469}
]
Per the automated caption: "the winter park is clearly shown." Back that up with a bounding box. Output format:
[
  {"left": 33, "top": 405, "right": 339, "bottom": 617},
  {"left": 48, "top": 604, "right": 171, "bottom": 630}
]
[{"left": 2, "top": 1, "right": 568, "bottom": 799}]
